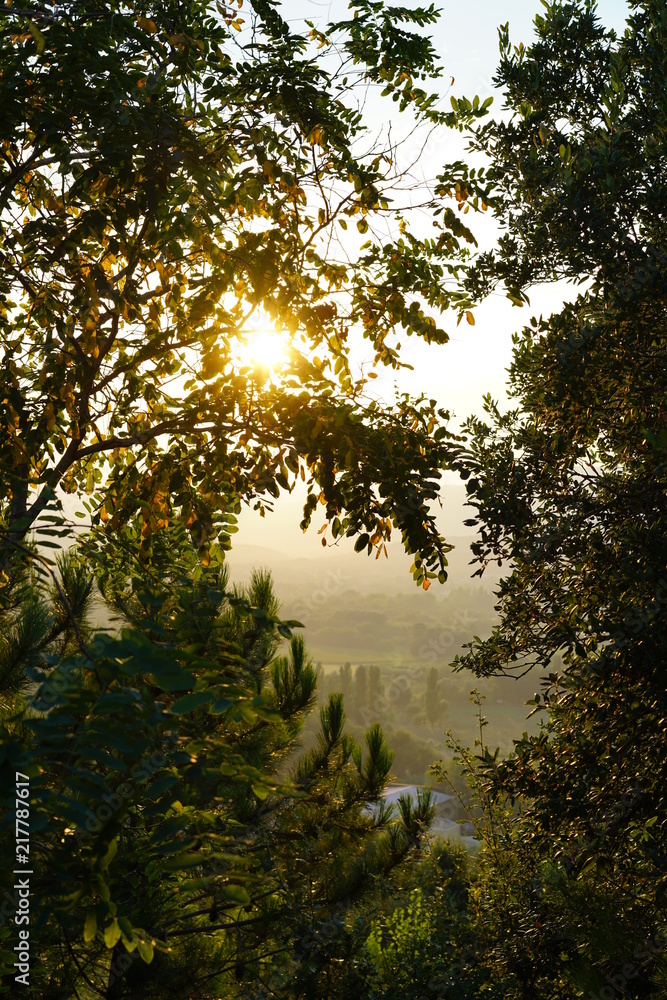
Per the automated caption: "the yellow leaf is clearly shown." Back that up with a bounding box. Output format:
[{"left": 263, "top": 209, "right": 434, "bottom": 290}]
[
  {"left": 422, "top": 579, "right": 431, "bottom": 591},
  {"left": 28, "top": 20, "right": 45, "bottom": 54},
  {"left": 137, "top": 16, "right": 157, "bottom": 33},
  {"left": 465, "top": 311, "right": 475, "bottom": 326}
]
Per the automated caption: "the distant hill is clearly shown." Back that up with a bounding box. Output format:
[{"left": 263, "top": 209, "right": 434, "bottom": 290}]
[
  {"left": 226, "top": 536, "right": 505, "bottom": 667},
  {"left": 227, "top": 535, "right": 503, "bottom": 600}
]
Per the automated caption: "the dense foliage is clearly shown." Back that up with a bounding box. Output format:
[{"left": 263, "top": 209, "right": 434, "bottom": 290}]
[
  {"left": 2, "top": 0, "right": 667, "bottom": 997},
  {"left": 0, "top": 0, "right": 488, "bottom": 587},
  {"left": 0, "top": 0, "right": 486, "bottom": 993},
  {"left": 445, "top": 1, "right": 667, "bottom": 996},
  {"left": 0, "top": 529, "right": 439, "bottom": 996}
]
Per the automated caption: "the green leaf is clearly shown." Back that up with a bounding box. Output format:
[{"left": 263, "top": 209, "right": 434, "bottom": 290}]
[
  {"left": 104, "top": 919, "right": 121, "bottom": 949},
  {"left": 354, "top": 533, "right": 370, "bottom": 552},
  {"left": 83, "top": 912, "right": 97, "bottom": 943},
  {"left": 221, "top": 884, "right": 251, "bottom": 906},
  {"left": 99, "top": 838, "right": 118, "bottom": 870},
  {"left": 136, "top": 938, "right": 154, "bottom": 964},
  {"left": 151, "top": 670, "right": 196, "bottom": 691},
  {"left": 253, "top": 705, "right": 282, "bottom": 723},
  {"left": 145, "top": 775, "right": 178, "bottom": 800},
  {"left": 162, "top": 853, "right": 202, "bottom": 870},
  {"left": 219, "top": 762, "right": 239, "bottom": 776},
  {"left": 169, "top": 691, "right": 213, "bottom": 714}
]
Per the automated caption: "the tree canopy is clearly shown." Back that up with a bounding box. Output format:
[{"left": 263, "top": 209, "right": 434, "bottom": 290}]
[
  {"left": 442, "top": 2, "right": 667, "bottom": 996},
  {"left": 3, "top": 0, "right": 667, "bottom": 997},
  {"left": 0, "top": 0, "right": 487, "bottom": 586},
  {"left": 0, "top": 529, "right": 437, "bottom": 996}
]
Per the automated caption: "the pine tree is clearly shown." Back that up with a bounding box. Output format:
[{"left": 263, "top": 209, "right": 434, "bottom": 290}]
[{"left": 0, "top": 526, "right": 436, "bottom": 996}]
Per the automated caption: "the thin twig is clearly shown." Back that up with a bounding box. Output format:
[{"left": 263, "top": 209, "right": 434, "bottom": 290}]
[{"left": 62, "top": 929, "right": 106, "bottom": 999}]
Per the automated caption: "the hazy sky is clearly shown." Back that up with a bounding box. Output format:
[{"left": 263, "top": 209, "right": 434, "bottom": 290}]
[{"left": 236, "top": 0, "right": 632, "bottom": 560}]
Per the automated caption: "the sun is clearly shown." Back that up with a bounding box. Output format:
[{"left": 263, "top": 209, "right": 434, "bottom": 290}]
[{"left": 235, "top": 328, "right": 290, "bottom": 372}]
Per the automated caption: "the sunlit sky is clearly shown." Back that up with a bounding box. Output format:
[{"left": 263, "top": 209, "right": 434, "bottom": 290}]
[{"left": 235, "top": 0, "right": 632, "bottom": 560}]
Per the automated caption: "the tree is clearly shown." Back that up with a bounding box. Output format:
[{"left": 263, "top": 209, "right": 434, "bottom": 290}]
[
  {"left": 355, "top": 663, "right": 369, "bottom": 713},
  {"left": 0, "top": 0, "right": 487, "bottom": 588},
  {"left": 337, "top": 662, "right": 353, "bottom": 705},
  {"left": 257, "top": 702, "right": 436, "bottom": 999},
  {"left": 0, "top": 530, "right": 300, "bottom": 995},
  {"left": 369, "top": 664, "right": 384, "bottom": 708},
  {"left": 0, "top": 527, "right": 437, "bottom": 996},
  {"left": 424, "top": 666, "right": 445, "bottom": 727},
  {"left": 445, "top": 2, "right": 667, "bottom": 996}
]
